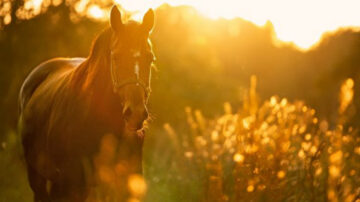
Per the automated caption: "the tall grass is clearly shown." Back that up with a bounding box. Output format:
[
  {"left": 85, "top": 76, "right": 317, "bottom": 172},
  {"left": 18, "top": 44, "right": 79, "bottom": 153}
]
[
  {"left": 1, "top": 76, "right": 360, "bottom": 202},
  {"left": 164, "top": 76, "right": 360, "bottom": 202}
]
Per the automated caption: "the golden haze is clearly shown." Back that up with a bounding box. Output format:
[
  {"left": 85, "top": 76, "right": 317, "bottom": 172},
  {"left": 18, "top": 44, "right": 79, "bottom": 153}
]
[
  {"left": 116, "top": 0, "right": 360, "bottom": 50},
  {"left": 20, "top": 0, "right": 360, "bottom": 50}
]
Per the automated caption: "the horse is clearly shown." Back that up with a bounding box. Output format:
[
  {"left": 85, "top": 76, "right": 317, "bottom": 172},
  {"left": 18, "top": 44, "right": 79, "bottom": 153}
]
[{"left": 18, "top": 6, "right": 155, "bottom": 201}]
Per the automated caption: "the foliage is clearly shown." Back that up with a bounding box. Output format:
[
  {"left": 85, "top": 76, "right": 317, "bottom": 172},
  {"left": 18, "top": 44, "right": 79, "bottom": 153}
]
[
  {"left": 0, "top": 130, "right": 32, "bottom": 201},
  {"left": 161, "top": 76, "right": 360, "bottom": 201}
]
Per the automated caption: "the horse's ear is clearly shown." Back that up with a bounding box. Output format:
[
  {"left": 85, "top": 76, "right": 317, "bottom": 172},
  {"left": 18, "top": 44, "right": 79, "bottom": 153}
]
[
  {"left": 142, "top": 9, "right": 154, "bottom": 33},
  {"left": 110, "top": 5, "right": 123, "bottom": 32}
]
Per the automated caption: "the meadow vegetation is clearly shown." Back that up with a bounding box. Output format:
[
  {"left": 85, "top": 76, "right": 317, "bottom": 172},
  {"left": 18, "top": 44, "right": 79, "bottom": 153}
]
[
  {"left": 158, "top": 76, "right": 360, "bottom": 202},
  {"left": 1, "top": 2, "right": 360, "bottom": 202}
]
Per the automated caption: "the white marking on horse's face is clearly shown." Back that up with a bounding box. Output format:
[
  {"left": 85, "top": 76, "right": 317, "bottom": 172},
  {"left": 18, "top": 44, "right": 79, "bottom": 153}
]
[
  {"left": 134, "top": 62, "right": 140, "bottom": 79},
  {"left": 133, "top": 51, "right": 141, "bottom": 58}
]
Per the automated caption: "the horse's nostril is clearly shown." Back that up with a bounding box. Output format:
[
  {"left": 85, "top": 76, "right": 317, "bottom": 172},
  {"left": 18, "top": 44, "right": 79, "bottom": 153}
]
[{"left": 123, "top": 107, "right": 132, "bottom": 119}]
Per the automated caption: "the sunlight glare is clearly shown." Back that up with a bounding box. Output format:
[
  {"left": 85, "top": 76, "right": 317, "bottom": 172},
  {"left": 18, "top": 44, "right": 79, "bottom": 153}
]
[
  {"left": 75, "top": 0, "right": 89, "bottom": 13},
  {"left": 114, "top": 0, "right": 360, "bottom": 50},
  {"left": 27, "top": 0, "right": 43, "bottom": 13},
  {"left": 87, "top": 5, "right": 106, "bottom": 19},
  {"left": 32, "top": 0, "right": 43, "bottom": 9}
]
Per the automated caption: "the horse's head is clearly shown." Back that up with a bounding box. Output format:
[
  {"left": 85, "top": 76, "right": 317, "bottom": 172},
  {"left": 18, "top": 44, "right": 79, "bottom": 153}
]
[{"left": 109, "top": 6, "right": 155, "bottom": 133}]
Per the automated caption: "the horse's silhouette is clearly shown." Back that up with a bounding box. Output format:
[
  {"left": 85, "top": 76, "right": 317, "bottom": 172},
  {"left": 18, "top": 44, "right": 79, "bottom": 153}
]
[{"left": 18, "top": 6, "right": 155, "bottom": 201}]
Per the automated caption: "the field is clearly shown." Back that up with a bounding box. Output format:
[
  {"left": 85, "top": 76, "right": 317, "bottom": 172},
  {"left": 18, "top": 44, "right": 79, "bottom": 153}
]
[
  {"left": 2, "top": 76, "right": 359, "bottom": 201},
  {"left": 1, "top": 2, "right": 360, "bottom": 202}
]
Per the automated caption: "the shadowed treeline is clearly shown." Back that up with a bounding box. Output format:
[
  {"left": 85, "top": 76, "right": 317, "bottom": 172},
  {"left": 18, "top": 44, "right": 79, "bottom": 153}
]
[
  {"left": 1, "top": 2, "right": 360, "bottom": 201},
  {"left": 151, "top": 5, "right": 360, "bottom": 128}
]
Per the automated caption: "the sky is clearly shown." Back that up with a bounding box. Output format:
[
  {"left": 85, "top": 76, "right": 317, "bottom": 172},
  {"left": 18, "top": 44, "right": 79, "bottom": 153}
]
[{"left": 111, "top": 0, "right": 360, "bottom": 50}]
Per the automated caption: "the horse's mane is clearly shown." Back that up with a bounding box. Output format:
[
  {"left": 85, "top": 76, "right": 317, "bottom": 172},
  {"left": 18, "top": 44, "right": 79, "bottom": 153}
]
[
  {"left": 88, "top": 27, "right": 112, "bottom": 62},
  {"left": 72, "top": 27, "right": 112, "bottom": 89}
]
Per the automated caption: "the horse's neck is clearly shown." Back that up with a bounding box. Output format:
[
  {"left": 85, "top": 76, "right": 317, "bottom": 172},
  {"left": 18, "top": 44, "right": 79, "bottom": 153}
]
[
  {"left": 72, "top": 56, "right": 112, "bottom": 94},
  {"left": 72, "top": 28, "right": 113, "bottom": 95}
]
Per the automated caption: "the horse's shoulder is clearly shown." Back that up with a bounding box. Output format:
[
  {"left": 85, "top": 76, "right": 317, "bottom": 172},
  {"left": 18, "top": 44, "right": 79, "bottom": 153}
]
[{"left": 19, "top": 57, "right": 86, "bottom": 111}]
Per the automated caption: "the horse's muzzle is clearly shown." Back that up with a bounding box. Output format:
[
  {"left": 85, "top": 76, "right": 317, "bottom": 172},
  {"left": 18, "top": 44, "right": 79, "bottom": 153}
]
[{"left": 123, "top": 106, "right": 149, "bottom": 132}]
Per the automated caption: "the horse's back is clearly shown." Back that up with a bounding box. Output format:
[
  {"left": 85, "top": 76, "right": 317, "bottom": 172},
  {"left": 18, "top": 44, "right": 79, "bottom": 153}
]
[
  {"left": 19, "top": 57, "right": 85, "bottom": 112},
  {"left": 19, "top": 57, "right": 86, "bottom": 178}
]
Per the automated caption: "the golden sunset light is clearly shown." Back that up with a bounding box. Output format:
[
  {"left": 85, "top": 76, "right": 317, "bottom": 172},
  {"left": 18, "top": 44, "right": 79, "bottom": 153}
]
[
  {"left": 2, "top": 0, "right": 360, "bottom": 201},
  {"left": 87, "top": 5, "right": 106, "bottom": 19},
  {"left": 115, "top": 0, "right": 360, "bottom": 50}
]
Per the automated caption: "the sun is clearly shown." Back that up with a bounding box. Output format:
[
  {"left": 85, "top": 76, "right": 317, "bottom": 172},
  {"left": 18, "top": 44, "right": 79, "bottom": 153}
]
[{"left": 112, "top": 0, "right": 360, "bottom": 50}]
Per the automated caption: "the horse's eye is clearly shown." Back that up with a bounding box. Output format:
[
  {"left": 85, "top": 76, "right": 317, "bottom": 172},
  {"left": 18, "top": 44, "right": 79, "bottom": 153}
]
[{"left": 149, "top": 55, "right": 154, "bottom": 61}]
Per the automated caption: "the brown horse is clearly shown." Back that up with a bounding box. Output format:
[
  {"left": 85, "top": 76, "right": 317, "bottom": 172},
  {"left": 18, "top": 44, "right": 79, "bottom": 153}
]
[{"left": 18, "top": 6, "right": 155, "bottom": 201}]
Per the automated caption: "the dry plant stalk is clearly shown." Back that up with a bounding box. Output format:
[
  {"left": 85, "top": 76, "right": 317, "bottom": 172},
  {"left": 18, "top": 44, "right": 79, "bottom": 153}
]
[{"left": 164, "top": 76, "right": 360, "bottom": 202}]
